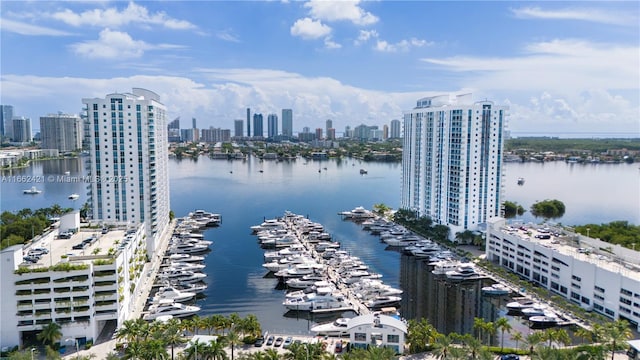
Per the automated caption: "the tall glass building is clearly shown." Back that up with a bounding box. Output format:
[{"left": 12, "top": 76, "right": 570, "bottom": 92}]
[
  {"left": 401, "top": 94, "right": 508, "bottom": 239},
  {"left": 82, "top": 88, "right": 170, "bottom": 253}
]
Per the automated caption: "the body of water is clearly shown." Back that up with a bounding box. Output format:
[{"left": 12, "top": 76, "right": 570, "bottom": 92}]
[{"left": 1, "top": 156, "right": 638, "bottom": 339}]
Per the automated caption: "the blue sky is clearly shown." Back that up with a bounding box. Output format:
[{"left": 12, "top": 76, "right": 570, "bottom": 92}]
[{"left": 1, "top": 1, "right": 638, "bottom": 137}]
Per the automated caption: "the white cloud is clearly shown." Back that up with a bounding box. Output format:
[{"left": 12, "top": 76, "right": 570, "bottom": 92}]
[
  {"left": 421, "top": 39, "right": 639, "bottom": 91},
  {"left": 374, "top": 37, "right": 430, "bottom": 52},
  {"left": 290, "top": 17, "right": 331, "bottom": 40},
  {"left": 70, "top": 28, "right": 185, "bottom": 59},
  {"left": 304, "top": 0, "right": 378, "bottom": 26},
  {"left": 0, "top": 18, "right": 74, "bottom": 36},
  {"left": 511, "top": 6, "right": 638, "bottom": 26},
  {"left": 216, "top": 29, "right": 240, "bottom": 43},
  {"left": 354, "top": 29, "right": 378, "bottom": 45},
  {"left": 49, "top": 2, "right": 196, "bottom": 30},
  {"left": 323, "top": 37, "right": 342, "bottom": 49}
]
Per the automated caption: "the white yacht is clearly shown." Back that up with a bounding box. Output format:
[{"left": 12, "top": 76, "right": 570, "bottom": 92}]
[
  {"left": 152, "top": 286, "right": 196, "bottom": 303},
  {"left": 68, "top": 193, "right": 80, "bottom": 200},
  {"left": 481, "top": 283, "right": 511, "bottom": 296},
  {"left": 431, "top": 260, "right": 460, "bottom": 275},
  {"left": 310, "top": 318, "right": 350, "bottom": 336},
  {"left": 157, "top": 270, "right": 207, "bottom": 284},
  {"left": 365, "top": 295, "right": 402, "bottom": 309},
  {"left": 160, "top": 261, "right": 206, "bottom": 272},
  {"left": 521, "top": 303, "right": 548, "bottom": 317},
  {"left": 339, "top": 206, "right": 374, "bottom": 220},
  {"left": 251, "top": 219, "right": 286, "bottom": 233},
  {"left": 529, "top": 312, "right": 560, "bottom": 327},
  {"left": 445, "top": 263, "right": 478, "bottom": 280},
  {"left": 168, "top": 254, "right": 204, "bottom": 263},
  {"left": 167, "top": 242, "right": 209, "bottom": 255},
  {"left": 143, "top": 300, "right": 200, "bottom": 321},
  {"left": 172, "top": 282, "right": 208, "bottom": 294},
  {"left": 506, "top": 299, "right": 537, "bottom": 312},
  {"left": 286, "top": 275, "right": 326, "bottom": 289},
  {"left": 283, "top": 292, "right": 349, "bottom": 312},
  {"left": 23, "top": 186, "right": 42, "bottom": 195}
]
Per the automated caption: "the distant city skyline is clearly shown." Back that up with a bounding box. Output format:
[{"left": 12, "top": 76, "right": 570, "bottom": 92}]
[{"left": 1, "top": 1, "right": 638, "bottom": 138}]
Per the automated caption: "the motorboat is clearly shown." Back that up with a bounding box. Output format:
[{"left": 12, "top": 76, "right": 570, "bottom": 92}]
[
  {"left": 310, "top": 318, "right": 350, "bottom": 336},
  {"left": 152, "top": 286, "right": 196, "bottom": 303},
  {"left": 157, "top": 270, "right": 207, "bottom": 284},
  {"left": 283, "top": 292, "right": 349, "bottom": 312},
  {"left": 481, "top": 283, "right": 511, "bottom": 296},
  {"left": 23, "top": 186, "right": 42, "bottom": 194},
  {"left": 172, "top": 282, "right": 208, "bottom": 294},
  {"left": 68, "top": 193, "right": 80, "bottom": 200},
  {"left": 517, "top": 177, "right": 525, "bottom": 185},
  {"left": 445, "top": 263, "right": 478, "bottom": 280},
  {"left": 168, "top": 253, "right": 204, "bottom": 263},
  {"left": 143, "top": 299, "right": 200, "bottom": 321},
  {"left": 529, "top": 312, "right": 560, "bottom": 328},
  {"left": 286, "top": 274, "right": 327, "bottom": 289},
  {"left": 167, "top": 242, "right": 210, "bottom": 255},
  {"left": 521, "top": 303, "right": 548, "bottom": 317},
  {"left": 431, "top": 260, "right": 460, "bottom": 275},
  {"left": 339, "top": 206, "right": 374, "bottom": 219},
  {"left": 251, "top": 219, "right": 286, "bottom": 233},
  {"left": 359, "top": 169, "right": 368, "bottom": 174},
  {"left": 365, "top": 295, "right": 402, "bottom": 309},
  {"left": 274, "top": 263, "right": 324, "bottom": 279},
  {"left": 160, "top": 261, "right": 206, "bottom": 272},
  {"left": 506, "top": 299, "right": 537, "bottom": 312}
]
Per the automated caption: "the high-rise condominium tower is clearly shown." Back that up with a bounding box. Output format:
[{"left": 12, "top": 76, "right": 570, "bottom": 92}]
[
  {"left": 401, "top": 94, "right": 508, "bottom": 238},
  {"left": 40, "top": 113, "right": 83, "bottom": 152},
  {"left": 0, "top": 104, "right": 14, "bottom": 140},
  {"left": 12, "top": 117, "right": 31, "bottom": 143},
  {"left": 82, "top": 88, "right": 170, "bottom": 253},
  {"left": 390, "top": 119, "right": 401, "bottom": 138},
  {"left": 253, "top": 113, "right": 263, "bottom": 138},
  {"left": 234, "top": 119, "right": 244, "bottom": 137},
  {"left": 246, "top": 108, "right": 251, "bottom": 137},
  {"left": 267, "top": 114, "right": 278, "bottom": 138},
  {"left": 281, "top": 109, "right": 293, "bottom": 137}
]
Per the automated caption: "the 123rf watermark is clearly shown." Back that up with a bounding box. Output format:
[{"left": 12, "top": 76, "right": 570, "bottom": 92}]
[{"left": 1, "top": 175, "right": 128, "bottom": 183}]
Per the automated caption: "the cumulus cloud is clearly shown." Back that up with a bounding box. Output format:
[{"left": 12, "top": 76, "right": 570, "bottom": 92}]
[
  {"left": 323, "top": 37, "right": 342, "bottom": 49},
  {"left": 303, "top": 0, "right": 378, "bottom": 26},
  {"left": 290, "top": 17, "right": 331, "bottom": 39},
  {"left": 49, "top": 2, "right": 196, "bottom": 30},
  {"left": 374, "top": 38, "right": 430, "bottom": 52},
  {"left": 0, "top": 18, "right": 74, "bottom": 36},
  {"left": 70, "top": 28, "right": 185, "bottom": 59},
  {"left": 511, "top": 6, "right": 638, "bottom": 26}
]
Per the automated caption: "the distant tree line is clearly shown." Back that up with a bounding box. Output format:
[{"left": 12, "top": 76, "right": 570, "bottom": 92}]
[{"left": 0, "top": 205, "right": 72, "bottom": 250}]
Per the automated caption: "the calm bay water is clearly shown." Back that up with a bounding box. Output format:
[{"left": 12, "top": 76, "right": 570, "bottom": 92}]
[{"left": 1, "top": 156, "right": 638, "bottom": 337}]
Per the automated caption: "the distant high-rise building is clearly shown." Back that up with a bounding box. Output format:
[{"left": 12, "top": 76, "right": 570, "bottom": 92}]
[
  {"left": 82, "top": 88, "right": 171, "bottom": 249},
  {"left": 315, "top": 128, "right": 323, "bottom": 140},
  {"left": 401, "top": 93, "right": 508, "bottom": 238},
  {"left": 344, "top": 125, "right": 352, "bottom": 138},
  {"left": 180, "top": 128, "right": 199, "bottom": 142},
  {"left": 0, "top": 105, "right": 13, "bottom": 141},
  {"left": 246, "top": 108, "right": 251, "bottom": 137},
  {"left": 40, "top": 113, "right": 82, "bottom": 152},
  {"left": 325, "top": 119, "right": 332, "bottom": 137},
  {"left": 390, "top": 119, "right": 401, "bottom": 138},
  {"left": 252, "top": 113, "right": 263, "bottom": 138},
  {"left": 327, "top": 128, "right": 336, "bottom": 140},
  {"left": 201, "top": 127, "right": 231, "bottom": 143},
  {"left": 281, "top": 109, "right": 293, "bottom": 137},
  {"left": 382, "top": 124, "right": 389, "bottom": 140},
  {"left": 11, "top": 117, "right": 31, "bottom": 143},
  {"left": 192, "top": 117, "right": 197, "bottom": 129},
  {"left": 167, "top": 117, "right": 181, "bottom": 142},
  {"left": 267, "top": 114, "right": 278, "bottom": 138},
  {"left": 302, "top": 127, "right": 310, "bottom": 134},
  {"left": 234, "top": 119, "right": 244, "bottom": 137},
  {"left": 353, "top": 124, "right": 377, "bottom": 141}
]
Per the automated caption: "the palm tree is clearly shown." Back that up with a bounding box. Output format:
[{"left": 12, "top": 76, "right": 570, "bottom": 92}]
[
  {"left": 163, "top": 319, "right": 186, "bottom": 360},
  {"left": 204, "top": 339, "right": 228, "bottom": 360},
  {"left": 472, "top": 317, "right": 486, "bottom": 343},
  {"left": 36, "top": 322, "right": 62, "bottom": 347},
  {"left": 601, "top": 319, "right": 633, "bottom": 360},
  {"left": 117, "top": 318, "right": 148, "bottom": 344},
  {"left": 406, "top": 318, "right": 439, "bottom": 353},
  {"left": 184, "top": 339, "right": 206, "bottom": 360},
  {"left": 263, "top": 348, "right": 280, "bottom": 360},
  {"left": 460, "top": 334, "right": 482, "bottom": 359},
  {"left": 365, "top": 345, "right": 397, "bottom": 359},
  {"left": 122, "top": 341, "right": 146, "bottom": 360},
  {"left": 495, "top": 317, "right": 512, "bottom": 351},
  {"left": 143, "top": 338, "right": 169, "bottom": 360},
  {"left": 432, "top": 334, "right": 453, "bottom": 359},
  {"left": 511, "top": 330, "right": 524, "bottom": 351},
  {"left": 226, "top": 330, "right": 242, "bottom": 360},
  {"left": 575, "top": 327, "right": 593, "bottom": 345},
  {"left": 483, "top": 321, "right": 496, "bottom": 347},
  {"left": 241, "top": 314, "right": 262, "bottom": 338},
  {"left": 525, "top": 331, "right": 544, "bottom": 356}
]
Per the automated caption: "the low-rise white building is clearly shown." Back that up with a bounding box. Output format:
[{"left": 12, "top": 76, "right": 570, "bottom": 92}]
[
  {"left": 346, "top": 313, "right": 407, "bottom": 354},
  {"left": 0, "top": 223, "right": 147, "bottom": 351},
  {"left": 485, "top": 218, "right": 640, "bottom": 331}
]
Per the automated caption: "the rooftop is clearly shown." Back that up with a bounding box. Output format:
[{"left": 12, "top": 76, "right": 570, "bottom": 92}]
[{"left": 498, "top": 223, "right": 640, "bottom": 282}]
